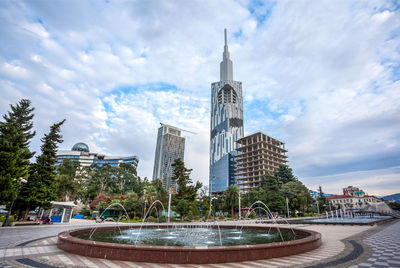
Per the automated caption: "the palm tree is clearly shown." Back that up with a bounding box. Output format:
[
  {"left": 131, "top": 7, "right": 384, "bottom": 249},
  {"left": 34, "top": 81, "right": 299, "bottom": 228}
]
[{"left": 224, "top": 186, "right": 239, "bottom": 219}]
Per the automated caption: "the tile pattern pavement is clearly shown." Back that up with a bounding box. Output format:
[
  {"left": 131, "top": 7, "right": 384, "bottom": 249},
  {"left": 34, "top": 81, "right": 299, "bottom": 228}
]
[
  {"left": 2, "top": 221, "right": 397, "bottom": 268},
  {"left": 351, "top": 220, "right": 400, "bottom": 268},
  {"left": 30, "top": 235, "right": 344, "bottom": 268}
]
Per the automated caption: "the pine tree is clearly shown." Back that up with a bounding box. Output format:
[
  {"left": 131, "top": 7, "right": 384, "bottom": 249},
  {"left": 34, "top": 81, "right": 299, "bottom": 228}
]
[
  {"left": 171, "top": 159, "right": 202, "bottom": 217},
  {"left": 0, "top": 99, "right": 35, "bottom": 203},
  {"left": 55, "top": 159, "right": 81, "bottom": 201},
  {"left": 20, "top": 119, "right": 65, "bottom": 216},
  {"left": 318, "top": 185, "right": 328, "bottom": 212},
  {"left": 171, "top": 159, "right": 193, "bottom": 201},
  {"left": 274, "top": 165, "right": 297, "bottom": 186},
  {"left": 260, "top": 174, "right": 286, "bottom": 212}
]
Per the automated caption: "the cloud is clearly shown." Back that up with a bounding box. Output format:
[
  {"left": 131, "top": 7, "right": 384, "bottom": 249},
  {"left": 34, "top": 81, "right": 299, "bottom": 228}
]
[
  {"left": 304, "top": 166, "right": 400, "bottom": 196},
  {"left": 0, "top": 0, "right": 399, "bottom": 195}
]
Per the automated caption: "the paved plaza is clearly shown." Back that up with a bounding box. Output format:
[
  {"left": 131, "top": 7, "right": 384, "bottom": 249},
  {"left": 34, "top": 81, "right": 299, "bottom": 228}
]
[{"left": 0, "top": 219, "right": 398, "bottom": 267}]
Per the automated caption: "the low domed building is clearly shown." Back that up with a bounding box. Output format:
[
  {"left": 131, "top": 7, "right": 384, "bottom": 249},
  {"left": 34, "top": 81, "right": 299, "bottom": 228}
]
[{"left": 56, "top": 142, "right": 139, "bottom": 169}]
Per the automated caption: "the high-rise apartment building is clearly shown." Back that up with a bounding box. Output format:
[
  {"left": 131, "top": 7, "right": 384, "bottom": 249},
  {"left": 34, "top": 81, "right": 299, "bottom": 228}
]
[
  {"left": 209, "top": 29, "right": 244, "bottom": 193},
  {"left": 235, "top": 132, "right": 287, "bottom": 192},
  {"left": 153, "top": 123, "right": 185, "bottom": 191}
]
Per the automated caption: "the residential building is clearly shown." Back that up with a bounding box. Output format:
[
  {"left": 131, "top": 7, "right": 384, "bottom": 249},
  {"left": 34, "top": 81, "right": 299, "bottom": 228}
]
[
  {"left": 343, "top": 186, "right": 365, "bottom": 197},
  {"left": 327, "top": 194, "right": 382, "bottom": 210},
  {"left": 56, "top": 142, "right": 139, "bottom": 169},
  {"left": 235, "top": 132, "right": 287, "bottom": 192},
  {"left": 153, "top": 123, "right": 185, "bottom": 192},
  {"left": 210, "top": 29, "right": 244, "bottom": 193}
]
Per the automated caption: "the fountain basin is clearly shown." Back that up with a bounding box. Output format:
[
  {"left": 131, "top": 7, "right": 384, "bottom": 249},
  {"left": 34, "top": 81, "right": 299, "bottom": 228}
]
[{"left": 57, "top": 225, "right": 321, "bottom": 264}]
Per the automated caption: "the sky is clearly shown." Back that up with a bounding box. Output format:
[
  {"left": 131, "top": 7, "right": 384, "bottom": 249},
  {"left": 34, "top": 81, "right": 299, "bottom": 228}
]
[{"left": 0, "top": 0, "right": 399, "bottom": 196}]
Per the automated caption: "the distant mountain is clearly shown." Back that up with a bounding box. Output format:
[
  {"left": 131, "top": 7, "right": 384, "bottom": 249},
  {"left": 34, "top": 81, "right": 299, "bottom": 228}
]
[{"left": 382, "top": 193, "right": 400, "bottom": 203}]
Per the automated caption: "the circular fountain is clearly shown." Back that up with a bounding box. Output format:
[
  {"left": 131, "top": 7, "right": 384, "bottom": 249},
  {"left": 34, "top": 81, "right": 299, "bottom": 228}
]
[
  {"left": 57, "top": 201, "right": 321, "bottom": 264},
  {"left": 58, "top": 224, "right": 320, "bottom": 264}
]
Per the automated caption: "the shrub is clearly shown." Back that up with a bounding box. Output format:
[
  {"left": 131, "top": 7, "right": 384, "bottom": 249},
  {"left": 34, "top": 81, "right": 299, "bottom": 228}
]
[{"left": 80, "top": 206, "right": 91, "bottom": 217}]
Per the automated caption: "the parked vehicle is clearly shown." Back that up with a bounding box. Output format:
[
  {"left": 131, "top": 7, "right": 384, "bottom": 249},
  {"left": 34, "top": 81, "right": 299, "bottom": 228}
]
[{"left": 39, "top": 216, "right": 53, "bottom": 224}]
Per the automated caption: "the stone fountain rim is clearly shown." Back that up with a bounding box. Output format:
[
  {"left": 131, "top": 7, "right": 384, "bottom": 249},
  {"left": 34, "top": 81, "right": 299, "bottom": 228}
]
[{"left": 58, "top": 224, "right": 321, "bottom": 251}]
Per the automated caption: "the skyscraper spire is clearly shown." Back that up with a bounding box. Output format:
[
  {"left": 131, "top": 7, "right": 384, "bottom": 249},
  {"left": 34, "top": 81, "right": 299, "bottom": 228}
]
[
  {"left": 224, "top": 28, "right": 227, "bottom": 46},
  {"left": 220, "top": 28, "right": 233, "bottom": 81}
]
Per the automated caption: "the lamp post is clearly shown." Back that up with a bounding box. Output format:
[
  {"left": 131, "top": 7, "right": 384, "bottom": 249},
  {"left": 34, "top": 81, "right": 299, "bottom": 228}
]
[
  {"left": 286, "top": 197, "right": 290, "bottom": 218},
  {"left": 238, "top": 189, "right": 241, "bottom": 220},
  {"left": 167, "top": 187, "right": 173, "bottom": 223},
  {"left": 209, "top": 176, "right": 215, "bottom": 219},
  {"left": 3, "top": 178, "right": 26, "bottom": 227}
]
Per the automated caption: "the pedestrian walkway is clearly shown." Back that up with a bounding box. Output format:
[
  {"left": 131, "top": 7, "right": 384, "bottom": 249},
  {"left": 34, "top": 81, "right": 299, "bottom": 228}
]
[
  {"left": 34, "top": 234, "right": 343, "bottom": 267},
  {"left": 351, "top": 220, "right": 400, "bottom": 268},
  {"left": 1, "top": 221, "right": 394, "bottom": 268}
]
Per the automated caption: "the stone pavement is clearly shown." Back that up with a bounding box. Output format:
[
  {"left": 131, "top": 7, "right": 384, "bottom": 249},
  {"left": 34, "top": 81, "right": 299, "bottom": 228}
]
[
  {"left": 0, "top": 220, "right": 398, "bottom": 267},
  {"left": 351, "top": 220, "right": 400, "bottom": 268},
  {"left": 0, "top": 219, "right": 126, "bottom": 248}
]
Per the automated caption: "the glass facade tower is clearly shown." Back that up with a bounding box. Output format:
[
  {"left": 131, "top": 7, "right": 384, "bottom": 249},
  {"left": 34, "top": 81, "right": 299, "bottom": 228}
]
[
  {"left": 153, "top": 123, "right": 185, "bottom": 192},
  {"left": 209, "top": 29, "right": 244, "bottom": 193}
]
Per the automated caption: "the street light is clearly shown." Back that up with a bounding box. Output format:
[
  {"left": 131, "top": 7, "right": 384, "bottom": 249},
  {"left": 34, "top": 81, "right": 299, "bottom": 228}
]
[
  {"left": 3, "top": 178, "right": 27, "bottom": 227},
  {"left": 238, "top": 189, "right": 241, "bottom": 220},
  {"left": 208, "top": 176, "right": 215, "bottom": 220}
]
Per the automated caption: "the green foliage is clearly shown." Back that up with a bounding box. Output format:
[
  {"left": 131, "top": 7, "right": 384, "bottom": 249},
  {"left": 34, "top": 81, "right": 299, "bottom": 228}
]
[
  {"left": 141, "top": 184, "right": 157, "bottom": 204},
  {"left": 96, "top": 201, "right": 108, "bottom": 211},
  {"left": 274, "top": 165, "right": 297, "bottom": 186},
  {"left": 172, "top": 159, "right": 198, "bottom": 202},
  {"left": 153, "top": 178, "right": 167, "bottom": 198},
  {"left": 0, "top": 99, "right": 35, "bottom": 203},
  {"left": 281, "top": 180, "right": 313, "bottom": 216},
  {"left": 184, "top": 211, "right": 194, "bottom": 221},
  {"left": 176, "top": 199, "right": 188, "bottom": 219},
  {"left": 224, "top": 185, "right": 239, "bottom": 218},
  {"left": 242, "top": 174, "right": 286, "bottom": 214},
  {"left": 318, "top": 185, "right": 328, "bottom": 212},
  {"left": 19, "top": 119, "right": 65, "bottom": 211},
  {"left": 80, "top": 206, "right": 91, "bottom": 217},
  {"left": 388, "top": 202, "right": 400, "bottom": 211},
  {"left": 260, "top": 174, "right": 286, "bottom": 212},
  {"left": 84, "top": 163, "right": 141, "bottom": 203},
  {"left": 55, "top": 159, "right": 82, "bottom": 202},
  {"left": 171, "top": 159, "right": 202, "bottom": 218},
  {"left": 123, "top": 192, "right": 142, "bottom": 218}
]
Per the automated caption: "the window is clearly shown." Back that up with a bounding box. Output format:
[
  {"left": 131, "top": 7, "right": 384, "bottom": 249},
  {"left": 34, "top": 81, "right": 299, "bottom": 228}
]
[{"left": 217, "top": 85, "right": 237, "bottom": 104}]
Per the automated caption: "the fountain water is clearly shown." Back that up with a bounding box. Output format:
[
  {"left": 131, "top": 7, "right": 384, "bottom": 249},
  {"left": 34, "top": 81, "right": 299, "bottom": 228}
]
[
  {"left": 134, "top": 200, "right": 166, "bottom": 244},
  {"left": 58, "top": 198, "right": 322, "bottom": 264},
  {"left": 88, "top": 203, "right": 130, "bottom": 240}
]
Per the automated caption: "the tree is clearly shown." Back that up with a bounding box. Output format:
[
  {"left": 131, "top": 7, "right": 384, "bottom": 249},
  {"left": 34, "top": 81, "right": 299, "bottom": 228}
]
[
  {"left": 176, "top": 199, "right": 188, "bottom": 220},
  {"left": 274, "top": 165, "right": 297, "bottom": 186},
  {"left": 19, "top": 119, "right": 65, "bottom": 218},
  {"left": 85, "top": 164, "right": 113, "bottom": 201},
  {"left": 123, "top": 192, "right": 142, "bottom": 218},
  {"left": 281, "top": 180, "right": 313, "bottom": 216},
  {"left": 171, "top": 159, "right": 202, "bottom": 203},
  {"left": 152, "top": 178, "right": 167, "bottom": 198},
  {"left": 224, "top": 185, "right": 239, "bottom": 218},
  {"left": 0, "top": 99, "right": 35, "bottom": 203},
  {"left": 141, "top": 184, "right": 157, "bottom": 203},
  {"left": 317, "top": 185, "right": 328, "bottom": 213},
  {"left": 55, "top": 159, "right": 81, "bottom": 201},
  {"left": 260, "top": 174, "right": 286, "bottom": 213}
]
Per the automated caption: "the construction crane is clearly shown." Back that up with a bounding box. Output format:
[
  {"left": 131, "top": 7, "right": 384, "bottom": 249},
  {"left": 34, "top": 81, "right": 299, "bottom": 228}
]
[{"left": 160, "top": 123, "right": 197, "bottom": 135}]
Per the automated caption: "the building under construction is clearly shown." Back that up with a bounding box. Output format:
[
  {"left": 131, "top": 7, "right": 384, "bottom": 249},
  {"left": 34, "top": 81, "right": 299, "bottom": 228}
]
[{"left": 235, "top": 132, "right": 287, "bottom": 192}]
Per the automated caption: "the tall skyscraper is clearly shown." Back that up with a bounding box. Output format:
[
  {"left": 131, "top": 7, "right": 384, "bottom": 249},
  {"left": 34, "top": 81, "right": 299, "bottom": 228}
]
[
  {"left": 209, "top": 29, "right": 244, "bottom": 193},
  {"left": 153, "top": 123, "right": 185, "bottom": 191}
]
